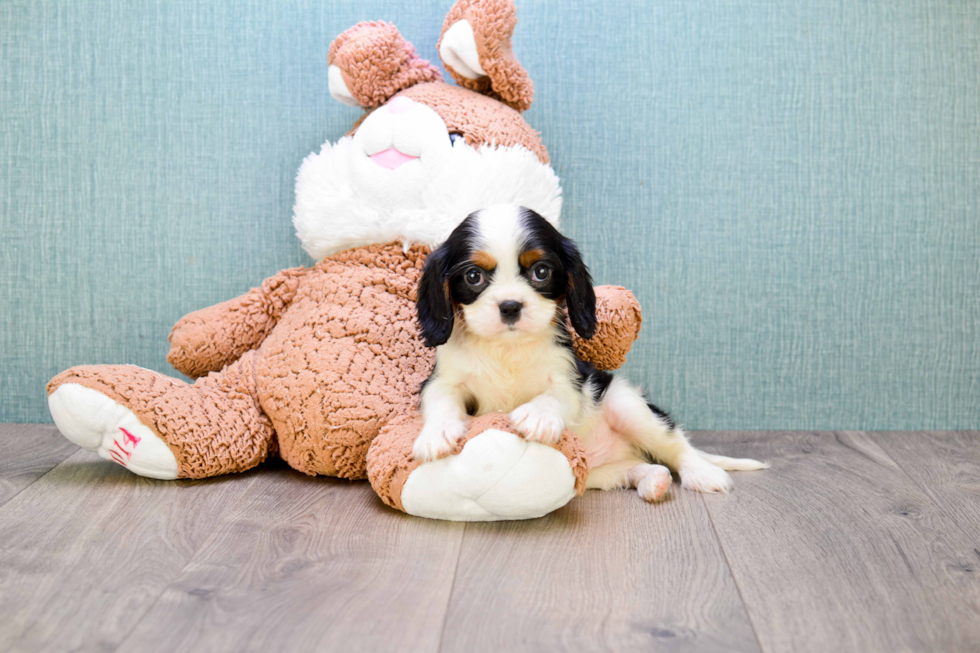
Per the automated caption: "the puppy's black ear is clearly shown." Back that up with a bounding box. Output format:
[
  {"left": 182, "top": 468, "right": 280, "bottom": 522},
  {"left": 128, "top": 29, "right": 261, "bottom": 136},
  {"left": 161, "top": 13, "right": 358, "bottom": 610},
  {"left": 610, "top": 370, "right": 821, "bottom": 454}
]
[
  {"left": 560, "top": 238, "right": 597, "bottom": 340},
  {"left": 416, "top": 247, "right": 455, "bottom": 347}
]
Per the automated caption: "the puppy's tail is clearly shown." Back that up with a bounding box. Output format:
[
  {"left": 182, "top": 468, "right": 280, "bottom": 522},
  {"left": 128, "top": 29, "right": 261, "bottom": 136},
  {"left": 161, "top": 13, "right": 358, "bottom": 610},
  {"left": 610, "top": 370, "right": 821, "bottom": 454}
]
[{"left": 699, "top": 452, "right": 769, "bottom": 471}]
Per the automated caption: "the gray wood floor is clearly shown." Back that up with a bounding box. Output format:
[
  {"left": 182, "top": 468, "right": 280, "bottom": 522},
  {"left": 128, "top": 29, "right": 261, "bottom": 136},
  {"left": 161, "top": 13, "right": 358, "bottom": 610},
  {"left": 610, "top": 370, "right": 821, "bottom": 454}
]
[{"left": 1, "top": 425, "right": 978, "bottom": 653}]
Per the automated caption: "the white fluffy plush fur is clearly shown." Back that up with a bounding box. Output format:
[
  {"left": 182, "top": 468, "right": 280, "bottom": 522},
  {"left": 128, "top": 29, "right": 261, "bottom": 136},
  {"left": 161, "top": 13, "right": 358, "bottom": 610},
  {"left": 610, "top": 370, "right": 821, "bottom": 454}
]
[
  {"left": 293, "top": 99, "right": 562, "bottom": 260},
  {"left": 415, "top": 205, "right": 767, "bottom": 500}
]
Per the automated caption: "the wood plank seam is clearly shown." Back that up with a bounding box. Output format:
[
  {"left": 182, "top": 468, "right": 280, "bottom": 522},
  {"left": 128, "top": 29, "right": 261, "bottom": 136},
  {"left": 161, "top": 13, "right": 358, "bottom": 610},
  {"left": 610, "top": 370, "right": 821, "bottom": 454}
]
[
  {"left": 0, "top": 447, "right": 87, "bottom": 510},
  {"left": 0, "top": 425, "right": 78, "bottom": 509},
  {"left": 110, "top": 474, "right": 265, "bottom": 653},
  {"left": 436, "top": 522, "right": 468, "bottom": 653},
  {"left": 860, "top": 431, "right": 962, "bottom": 517},
  {"left": 0, "top": 452, "right": 76, "bottom": 510},
  {"left": 863, "top": 431, "right": 980, "bottom": 553},
  {"left": 699, "top": 494, "right": 767, "bottom": 653},
  {"left": 697, "top": 430, "right": 980, "bottom": 652}
]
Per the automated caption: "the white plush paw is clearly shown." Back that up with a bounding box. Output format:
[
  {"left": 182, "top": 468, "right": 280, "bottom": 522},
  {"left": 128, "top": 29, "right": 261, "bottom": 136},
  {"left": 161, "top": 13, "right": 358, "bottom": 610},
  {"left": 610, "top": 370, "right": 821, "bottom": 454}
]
[
  {"left": 629, "top": 463, "right": 672, "bottom": 502},
  {"left": 47, "top": 383, "right": 179, "bottom": 480},
  {"left": 679, "top": 456, "right": 734, "bottom": 493},
  {"left": 413, "top": 418, "right": 467, "bottom": 462},
  {"left": 401, "top": 429, "right": 577, "bottom": 521},
  {"left": 510, "top": 401, "right": 564, "bottom": 445}
]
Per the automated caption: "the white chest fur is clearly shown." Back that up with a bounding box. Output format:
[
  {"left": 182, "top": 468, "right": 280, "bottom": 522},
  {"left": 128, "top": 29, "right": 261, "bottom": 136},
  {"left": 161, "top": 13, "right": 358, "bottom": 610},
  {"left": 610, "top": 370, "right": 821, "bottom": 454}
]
[{"left": 438, "top": 331, "right": 580, "bottom": 417}]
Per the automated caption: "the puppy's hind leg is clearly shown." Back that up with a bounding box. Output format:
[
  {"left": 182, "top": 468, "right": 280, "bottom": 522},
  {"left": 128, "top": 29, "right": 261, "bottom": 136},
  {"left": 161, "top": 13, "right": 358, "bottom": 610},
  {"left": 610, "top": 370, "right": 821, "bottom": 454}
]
[
  {"left": 585, "top": 459, "right": 636, "bottom": 491},
  {"left": 628, "top": 463, "right": 672, "bottom": 502},
  {"left": 585, "top": 458, "right": 672, "bottom": 503},
  {"left": 601, "top": 378, "right": 736, "bottom": 493}
]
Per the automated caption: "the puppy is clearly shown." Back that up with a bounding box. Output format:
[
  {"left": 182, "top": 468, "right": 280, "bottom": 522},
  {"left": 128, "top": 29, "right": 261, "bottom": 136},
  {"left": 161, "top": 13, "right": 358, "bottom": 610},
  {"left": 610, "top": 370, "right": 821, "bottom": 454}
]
[{"left": 413, "top": 204, "right": 765, "bottom": 501}]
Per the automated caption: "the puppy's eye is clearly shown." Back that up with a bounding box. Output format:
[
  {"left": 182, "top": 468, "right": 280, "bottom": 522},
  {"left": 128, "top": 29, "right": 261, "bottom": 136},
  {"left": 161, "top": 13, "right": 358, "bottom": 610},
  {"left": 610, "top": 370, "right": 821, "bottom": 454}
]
[
  {"left": 464, "top": 267, "right": 485, "bottom": 286},
  {"left": 531, "top": 263, "right": 552, "bottom": 283},
  {"left": 449, "top": 132, "right": 465, "bottom": 146}
]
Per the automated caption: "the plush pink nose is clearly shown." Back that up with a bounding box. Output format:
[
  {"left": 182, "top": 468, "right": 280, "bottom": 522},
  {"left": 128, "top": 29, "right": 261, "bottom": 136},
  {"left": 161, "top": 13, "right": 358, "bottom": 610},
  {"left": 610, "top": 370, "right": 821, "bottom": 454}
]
[{"left": 387, "top": 96, "right": 414, "bottom": 115}]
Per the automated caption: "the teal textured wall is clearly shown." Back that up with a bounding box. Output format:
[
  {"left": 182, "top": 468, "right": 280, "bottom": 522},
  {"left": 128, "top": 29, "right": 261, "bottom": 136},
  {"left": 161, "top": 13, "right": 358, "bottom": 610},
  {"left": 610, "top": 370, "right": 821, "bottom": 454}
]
[{"left": 2, "top": 0, "right": 978, "bottom": 427}]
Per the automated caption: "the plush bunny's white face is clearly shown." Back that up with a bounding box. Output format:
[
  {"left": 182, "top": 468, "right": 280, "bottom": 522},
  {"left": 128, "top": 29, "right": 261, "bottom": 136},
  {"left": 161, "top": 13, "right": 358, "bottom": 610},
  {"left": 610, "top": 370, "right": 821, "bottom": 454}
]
[
  {"left": 294, "top": 8, "right": 559, "bottom": 261},
  {"left": 348, "top": 96, "right": 455, "bottom": 205},
  {"left": 292, "top": 94, "right": 562, "bottom": 260}
]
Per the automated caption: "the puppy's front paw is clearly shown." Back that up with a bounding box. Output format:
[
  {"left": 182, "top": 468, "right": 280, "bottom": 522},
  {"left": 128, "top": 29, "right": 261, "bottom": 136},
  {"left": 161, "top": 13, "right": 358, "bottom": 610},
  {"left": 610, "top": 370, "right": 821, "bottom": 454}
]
[
  {"left": 412, "top": 418, "right": 467, "bottom": 462},
  {"left": 509, "top": 401, "right": 564, "bottom": 445}
]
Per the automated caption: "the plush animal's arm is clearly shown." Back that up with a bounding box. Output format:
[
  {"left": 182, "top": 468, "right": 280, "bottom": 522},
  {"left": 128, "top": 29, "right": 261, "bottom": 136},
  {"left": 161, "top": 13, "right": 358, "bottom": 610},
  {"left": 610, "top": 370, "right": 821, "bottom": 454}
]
[
  {"left": 167, "top": 267, "right": 308, "bottom": 378},
  {"left": 570, "top": 285, "right": 643, "bottom": 371},
  {"left": 368, "top": 414, "right": 590, "bottom": 519}
]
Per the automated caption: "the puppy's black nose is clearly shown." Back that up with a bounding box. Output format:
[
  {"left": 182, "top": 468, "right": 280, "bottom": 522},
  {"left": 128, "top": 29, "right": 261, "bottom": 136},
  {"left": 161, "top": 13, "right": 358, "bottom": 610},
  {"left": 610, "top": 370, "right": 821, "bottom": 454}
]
[{"left": 498, "top": 300, "right": 523, "bottom": 324}]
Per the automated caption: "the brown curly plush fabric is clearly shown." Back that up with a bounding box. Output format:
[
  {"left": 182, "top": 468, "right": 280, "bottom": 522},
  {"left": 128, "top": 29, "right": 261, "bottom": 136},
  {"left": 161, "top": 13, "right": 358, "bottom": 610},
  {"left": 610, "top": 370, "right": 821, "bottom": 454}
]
[
  {"left": 255, "top": 244, "right": 433, "bottom": 479},
  {"left": 48, "top": 240, "right": 641, "bottom": 482},
  {"left": 366, "top": 413, "right": 589, "bottom": 513},
  {"left": 329, "top": 22, "right": 442, "bottom": 109},
  {"left": 396, "top": 82, "right": 548, "bottom": 164},
  {"left": 168, "top": 266, "right": 307, "bottom": 379},
  {"left": 47, "top": 353, "right": 275, "bottom": 479},
  {"left": 438, "top": 0, "right": 534, "bottom": 112},
  {"left": 571, "top": 285, "right": 643, "bottom": 370}
]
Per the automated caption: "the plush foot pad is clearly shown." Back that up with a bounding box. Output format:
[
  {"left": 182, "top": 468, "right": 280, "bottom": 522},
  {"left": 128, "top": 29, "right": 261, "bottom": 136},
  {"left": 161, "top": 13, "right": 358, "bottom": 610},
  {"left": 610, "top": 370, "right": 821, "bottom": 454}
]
[
  {"left": 401, "top": 429, "right": 577, "bottom": 521},
  {"left": 48, "top": 383, "right": 179, "bottom": 480}
]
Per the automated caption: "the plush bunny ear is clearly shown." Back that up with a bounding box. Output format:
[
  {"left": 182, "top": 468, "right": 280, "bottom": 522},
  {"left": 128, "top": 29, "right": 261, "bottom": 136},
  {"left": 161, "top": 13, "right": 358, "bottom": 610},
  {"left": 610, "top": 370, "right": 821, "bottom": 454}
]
[
  {"left": 328, "top": 22, "right": 442, "bottom": 109},
  {"left": 437, "top": 0, "right": 534, "bottom": 112}
]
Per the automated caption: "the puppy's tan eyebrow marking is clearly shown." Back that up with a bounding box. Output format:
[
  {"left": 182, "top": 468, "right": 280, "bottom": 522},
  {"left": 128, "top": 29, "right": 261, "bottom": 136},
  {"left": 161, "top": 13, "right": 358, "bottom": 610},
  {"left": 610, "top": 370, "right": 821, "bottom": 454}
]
[
  {"left": 470, "top": 251, "right": 497, "bottom": 270},
  {"left": 519, "top": 249, "right": 545, "bottom": 268}
]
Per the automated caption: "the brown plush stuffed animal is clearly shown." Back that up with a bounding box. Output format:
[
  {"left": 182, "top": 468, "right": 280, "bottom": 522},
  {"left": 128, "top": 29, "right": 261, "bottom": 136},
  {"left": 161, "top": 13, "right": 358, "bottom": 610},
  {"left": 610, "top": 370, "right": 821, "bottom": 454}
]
[{"left": 46, "top": 0, "right": 643, "bottom": 521}]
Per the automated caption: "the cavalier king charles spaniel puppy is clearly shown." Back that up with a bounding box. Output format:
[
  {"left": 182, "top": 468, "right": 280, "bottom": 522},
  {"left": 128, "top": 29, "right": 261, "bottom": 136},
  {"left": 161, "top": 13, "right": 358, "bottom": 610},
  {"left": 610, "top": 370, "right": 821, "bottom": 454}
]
[{"left": 414, "top": 204, "right": 765, "bottom": 501}]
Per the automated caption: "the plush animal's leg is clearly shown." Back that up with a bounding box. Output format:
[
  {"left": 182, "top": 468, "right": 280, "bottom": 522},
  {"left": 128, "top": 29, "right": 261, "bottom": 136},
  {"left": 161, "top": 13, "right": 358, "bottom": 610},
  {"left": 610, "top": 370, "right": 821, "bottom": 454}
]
[
  {"left": 47, "top": 351, "right": 275, "bottom": 479},
  {"left": 601, "top": 377, "right": 764, "bottom": 493},
  {"left": 48, "top": 383, "right": 180, "bottom": 479}
]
